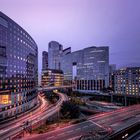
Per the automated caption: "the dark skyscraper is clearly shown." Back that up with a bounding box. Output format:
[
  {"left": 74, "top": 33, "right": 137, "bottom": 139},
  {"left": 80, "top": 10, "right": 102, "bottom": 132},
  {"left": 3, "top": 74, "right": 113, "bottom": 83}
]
[
  {"left": 42, "top": 51, "right": 48, "bottom": 70},
  {"left": 48, "top": 41, "right": 63, "bottom": 70}
]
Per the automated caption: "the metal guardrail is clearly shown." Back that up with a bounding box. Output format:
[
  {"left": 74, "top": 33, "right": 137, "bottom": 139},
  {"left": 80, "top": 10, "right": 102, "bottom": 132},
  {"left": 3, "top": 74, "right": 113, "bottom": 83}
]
[
  {"left": 126, "top": 129, "right": 140, "bottom": 140},
  {"left": 103, "top": 121, "right": 140, "bottom": 140}
]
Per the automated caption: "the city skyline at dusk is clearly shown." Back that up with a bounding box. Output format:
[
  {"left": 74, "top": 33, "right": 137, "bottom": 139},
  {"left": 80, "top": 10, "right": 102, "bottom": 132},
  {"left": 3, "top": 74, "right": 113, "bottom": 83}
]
[
  {"left": 0, "top": 1, "right": 140, "bottom": 139},
  {"left": 1, "top": 0, "right": 140, "bottom": 73}
]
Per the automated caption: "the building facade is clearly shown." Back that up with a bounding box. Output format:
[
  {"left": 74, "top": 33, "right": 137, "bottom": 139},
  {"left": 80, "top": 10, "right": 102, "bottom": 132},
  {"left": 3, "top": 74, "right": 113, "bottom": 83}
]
[
  {"left": 62, "top": 47, "right": 71, "bottom": 56},
  {"left": 112, "top": 67, "right": 140, "bottom": 96},
  {"left": 61, "top": 46, "right": 109, "bottom": 92},
  {"left": 109, "top": 64, "right": 116, "bottom": 90},
  {"left": 42, "top": 51, "right": 48, "bottom": 70},
  {"left": 0, "top": 12, "right": 38, "bottom": 120},
  {"left": 48, "top": 41, "right": 63, "bottom": 70},
  {"left": 41, "top": 69, "right": 64, "bottom": 87},
  {"left": 109, "top": 64, "right": 116, "bottom": 73}
]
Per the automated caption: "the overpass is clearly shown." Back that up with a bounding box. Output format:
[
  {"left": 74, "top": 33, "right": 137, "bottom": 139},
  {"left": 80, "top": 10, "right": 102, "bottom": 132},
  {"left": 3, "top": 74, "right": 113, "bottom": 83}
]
[
  {"left": 23, "top": 104, "right": 140, "bottom": 140},
  {"left": 0, "top": 90, "right": 68, "bottom": 140},
  {"left": 38, "top": 85, "right": 73, "bottom": 91}
]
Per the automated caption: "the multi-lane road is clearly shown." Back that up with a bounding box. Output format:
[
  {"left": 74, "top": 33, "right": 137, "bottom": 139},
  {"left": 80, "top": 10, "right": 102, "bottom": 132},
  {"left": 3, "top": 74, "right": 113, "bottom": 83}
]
[
  {"left": 23, "top": 104, "right": 140, "bottom": 140},
  {"left": 0, "top": 91, "right": 68, "bottom": 140},
  {"left": 0, "top": 88, "right": 139, "bottom": 140}
]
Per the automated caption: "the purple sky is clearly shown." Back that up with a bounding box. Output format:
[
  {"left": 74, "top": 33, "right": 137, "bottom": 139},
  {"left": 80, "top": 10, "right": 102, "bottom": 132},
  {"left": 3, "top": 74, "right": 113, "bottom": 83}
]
[{"left": 1, "top": 0, "right": 140, "bottom": 75}]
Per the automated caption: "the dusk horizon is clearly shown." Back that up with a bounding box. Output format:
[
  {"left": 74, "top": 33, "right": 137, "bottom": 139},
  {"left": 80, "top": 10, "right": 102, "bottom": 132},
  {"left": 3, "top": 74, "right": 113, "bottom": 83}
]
[{"left": 1, "top": 0, "right": 140, "bottom": 74}]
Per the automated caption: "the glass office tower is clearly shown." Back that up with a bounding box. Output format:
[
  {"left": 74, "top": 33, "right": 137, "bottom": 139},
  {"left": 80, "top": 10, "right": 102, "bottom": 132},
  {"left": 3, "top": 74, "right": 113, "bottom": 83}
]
[
  {"left": 48, "top": 41, "right": 63, "bottom": 70},
  {"left": 61, "top": 46, "right": 109, "bottom": 92}
]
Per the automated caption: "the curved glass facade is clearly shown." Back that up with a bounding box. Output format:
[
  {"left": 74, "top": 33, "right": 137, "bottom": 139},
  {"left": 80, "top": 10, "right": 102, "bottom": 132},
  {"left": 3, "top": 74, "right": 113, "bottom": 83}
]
[{"left": 0, "top": 12, "right": 38, "bottom": 119}]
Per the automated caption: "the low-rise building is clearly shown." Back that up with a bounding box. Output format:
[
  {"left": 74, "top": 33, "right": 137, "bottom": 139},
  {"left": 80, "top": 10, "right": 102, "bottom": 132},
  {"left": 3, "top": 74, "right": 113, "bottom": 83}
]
[{"left": 41, "top": 69, "right": 64, "bottom": 87}]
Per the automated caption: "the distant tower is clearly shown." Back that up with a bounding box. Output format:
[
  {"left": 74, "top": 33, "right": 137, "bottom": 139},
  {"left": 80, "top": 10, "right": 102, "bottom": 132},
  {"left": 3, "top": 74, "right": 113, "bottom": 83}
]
[
  {"left": 42, "top": 51, "right": 48, "bottom": 70},
  {"left": 48, "top": 41, "right": 63, "bottom": 70},
  {"left": 109, "top": 64, "right": 116, "bottom": 73}
]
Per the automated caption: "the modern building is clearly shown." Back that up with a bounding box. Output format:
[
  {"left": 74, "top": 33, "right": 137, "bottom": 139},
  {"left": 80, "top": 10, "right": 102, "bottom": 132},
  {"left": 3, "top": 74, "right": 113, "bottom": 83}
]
[
  {"left": 109, "top": 64, "right": 116, "bottom": 90},
  {"left": 112, "top": 67, "right": 140, "bottom": 96},
  {"left": 109, "top": 64, "right": 116, "bottom": 73},
  {"left": 48, "top": 41, "right": 63, "bottom": 70},
  {"left": 42, "top": 51, "right": 48, "bottom": 70},
  {"left": 46, "top": 42, "right": 70, "bottom": 86},
  {"left": 62, "top": 47, "right": 71, "bottom": 56},
  {"left": 61, "top": 46, "right": 109, "bottom": 92},
  {"left": 0, "top": 12, "right": 38, "bottom": 120},
  {"left": 41, "top": 69, "right": 64, "bottom": 87}
]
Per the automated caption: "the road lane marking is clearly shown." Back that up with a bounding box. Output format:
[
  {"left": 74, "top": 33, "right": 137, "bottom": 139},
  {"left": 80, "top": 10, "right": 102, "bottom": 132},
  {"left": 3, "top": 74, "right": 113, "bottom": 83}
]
[
  {"left": 0, "top": 129, "right": 5, "bottom": 132},
  {"left": 76, "top": 128, "right": 81, "bottom": 131},
  {"left": 47, "top": 136, "right": 55, "bottom": 139},
  {"left": 67, "top": 130, "right": 73, "bottom": 133},
  {"left": 83, "top": 125, "right": 88, "bottom": 128},
  {"left": 67, "top": 135, "right": 81, "bottom": 140},
  {"left": 90, "top": 123, "right": 94, "bottom": 126},
  {"left": 89, "top": 120, "right": 104, "bottom": 129},
  {"left": 58, "top": 132, "right": 65, "bottom": 136}
]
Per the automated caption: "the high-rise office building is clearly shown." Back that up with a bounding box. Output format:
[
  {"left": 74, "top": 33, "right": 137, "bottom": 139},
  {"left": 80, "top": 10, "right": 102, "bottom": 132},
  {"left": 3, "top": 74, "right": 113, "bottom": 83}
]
[
  {"left": 61, "top": 46, "right": 109, "bottom": 92},
  {"left": 48, "top": 41, "right": 63, "bottom": 70},
  {"left": 43, "top": 42, "right": 70, "bottom": 87},
  {"left": 0, "top": 12, "right": 38, "bottom": 120},
  {"left": 112, "top": 67, "right": 140, "bottom": 96},
  {"left": 42, "top": 51, "right": 48, "bottom": 70}
]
